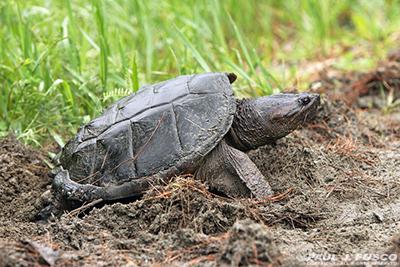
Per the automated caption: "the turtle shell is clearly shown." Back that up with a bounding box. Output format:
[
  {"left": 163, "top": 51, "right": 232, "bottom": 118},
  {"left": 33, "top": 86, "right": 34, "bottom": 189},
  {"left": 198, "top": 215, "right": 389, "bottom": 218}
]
[{"left": 59, "top": 73, "right": 236, "bottom": 187}]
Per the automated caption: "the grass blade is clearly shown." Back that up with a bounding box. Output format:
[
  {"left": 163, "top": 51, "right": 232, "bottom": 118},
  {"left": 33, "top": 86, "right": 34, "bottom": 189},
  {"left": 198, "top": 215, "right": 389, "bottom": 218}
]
[
  {"left": 175, "top": 26, "right": 211, "bottom": 72},
  {"left": 131, "top": 53, "right": 139, "bottom": 92}
]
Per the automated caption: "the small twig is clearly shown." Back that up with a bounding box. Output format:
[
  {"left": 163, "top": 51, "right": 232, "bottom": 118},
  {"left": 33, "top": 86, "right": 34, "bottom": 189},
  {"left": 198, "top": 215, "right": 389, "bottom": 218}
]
[
  {"left": 187, "top": 254, "right": 217, "bottom": 265},
  {"left": 254, "top": 188, "right": 294, "bottom": 204},
  {"left": 67, "top": 198, "right": 104, "bottom": 217},
  {"left": 111, "top": 113, "right": 166, "bottom": 173},
  {"left": 164, "top": 233, "right": 228, "bottom": 263}
]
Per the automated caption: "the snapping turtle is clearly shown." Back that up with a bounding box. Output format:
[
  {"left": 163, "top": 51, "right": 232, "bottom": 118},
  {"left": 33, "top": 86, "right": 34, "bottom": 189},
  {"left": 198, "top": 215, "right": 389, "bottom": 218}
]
[{"left": 53, "top": 72, "right": 320, "bottom": 209}]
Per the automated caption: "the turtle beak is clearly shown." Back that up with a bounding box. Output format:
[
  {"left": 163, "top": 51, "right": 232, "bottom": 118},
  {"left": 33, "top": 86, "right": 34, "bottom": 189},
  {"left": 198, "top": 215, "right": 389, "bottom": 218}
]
[
  {"left": 298, "top": 93, "right": 320, "bottom": 108},
  {"left": 281, "top": 93, "right": 320, "bottom": 118},
  {"left": 296, "top": 93, "right": 320, "bottom": 123}
]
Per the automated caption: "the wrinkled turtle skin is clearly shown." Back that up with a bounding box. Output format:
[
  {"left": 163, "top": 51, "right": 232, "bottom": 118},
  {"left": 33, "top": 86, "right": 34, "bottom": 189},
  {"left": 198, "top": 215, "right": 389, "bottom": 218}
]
[{"left": 52, "top": 72, "right": 320, "bottom": 210}]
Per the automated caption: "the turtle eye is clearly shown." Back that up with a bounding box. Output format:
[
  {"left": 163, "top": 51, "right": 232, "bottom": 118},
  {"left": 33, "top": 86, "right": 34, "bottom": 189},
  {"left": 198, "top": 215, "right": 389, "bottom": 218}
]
[{"left": 299, "top": 96, "right": 311, "bottom": 105}]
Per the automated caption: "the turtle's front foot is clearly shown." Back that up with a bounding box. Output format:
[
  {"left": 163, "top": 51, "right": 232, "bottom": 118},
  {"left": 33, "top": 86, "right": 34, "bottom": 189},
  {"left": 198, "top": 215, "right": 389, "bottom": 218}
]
[{"left": 195, "top": 140, "right": 274, "bottom": 198}]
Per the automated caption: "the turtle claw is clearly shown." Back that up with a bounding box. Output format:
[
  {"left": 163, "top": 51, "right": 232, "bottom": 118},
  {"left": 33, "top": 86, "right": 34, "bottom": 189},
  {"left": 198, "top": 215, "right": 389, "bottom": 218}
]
[{"left": 53, "top": 169, "right": 79, "bottom": 199}]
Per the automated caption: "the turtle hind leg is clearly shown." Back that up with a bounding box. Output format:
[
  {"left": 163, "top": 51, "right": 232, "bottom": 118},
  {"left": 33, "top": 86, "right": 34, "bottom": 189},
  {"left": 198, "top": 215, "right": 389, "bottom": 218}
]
[
  {"left": 52, "top": 168, "right": 100, "bottom": 210},
  {"left": 52, "top": 167, "right": 158, "bottom": 210},
  {"left": 195, "top": 140, "right": 274, "bottom": 198}
]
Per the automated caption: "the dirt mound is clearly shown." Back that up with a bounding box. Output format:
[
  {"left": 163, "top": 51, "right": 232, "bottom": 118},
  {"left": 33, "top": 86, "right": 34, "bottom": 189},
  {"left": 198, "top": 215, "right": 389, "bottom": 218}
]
[
  {"left": 0, "top": 58, "right": 399, "bottom": 266},
  {"left": 0, "top": 136, "right": 50, "bottom": 222},
  {"left": 0, "top": 136, "right": 51, "bottom": 266},
  {"left": 82, "top": 178, "right": 247, "bottom": 235},
  {"left": 217, "top": 219, "right": 282, "bottom": 266},
  {"left": 45, "top": 179, "right": 285, "bottom": 265}
]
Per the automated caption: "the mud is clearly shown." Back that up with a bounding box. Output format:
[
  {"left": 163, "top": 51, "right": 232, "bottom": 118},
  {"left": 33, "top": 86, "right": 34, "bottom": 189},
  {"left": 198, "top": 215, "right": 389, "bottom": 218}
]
[{"left": 0, "top": 56, "right": 399, "bottom": 266}]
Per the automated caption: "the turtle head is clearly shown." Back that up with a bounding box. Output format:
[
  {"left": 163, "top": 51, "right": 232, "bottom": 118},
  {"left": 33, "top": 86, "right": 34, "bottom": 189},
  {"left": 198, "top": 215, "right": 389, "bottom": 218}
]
[
  {"left": 253, "top": 93, "right": 320, "bottom": 138},
  {"left": 228, "top": 93, "right": 320, "bottom": 150}
]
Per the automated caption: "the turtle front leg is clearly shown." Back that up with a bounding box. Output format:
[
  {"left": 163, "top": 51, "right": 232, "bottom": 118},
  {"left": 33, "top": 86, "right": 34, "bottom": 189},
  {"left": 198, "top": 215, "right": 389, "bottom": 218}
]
[{"left": 195, "top": 140, "right": 273, "bottom": 198}]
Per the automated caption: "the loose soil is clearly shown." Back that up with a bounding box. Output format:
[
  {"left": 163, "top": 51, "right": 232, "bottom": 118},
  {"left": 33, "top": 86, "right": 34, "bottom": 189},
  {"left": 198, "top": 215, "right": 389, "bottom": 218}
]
[{"left": 0, "top": 55, "right": 399, "bottom": 267}]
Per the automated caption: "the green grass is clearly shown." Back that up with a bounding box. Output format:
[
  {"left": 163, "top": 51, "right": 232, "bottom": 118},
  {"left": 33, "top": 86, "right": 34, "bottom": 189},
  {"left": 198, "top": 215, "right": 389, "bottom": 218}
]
[{"left": 0, "top": 0, "right": 399, "bottom": 145}]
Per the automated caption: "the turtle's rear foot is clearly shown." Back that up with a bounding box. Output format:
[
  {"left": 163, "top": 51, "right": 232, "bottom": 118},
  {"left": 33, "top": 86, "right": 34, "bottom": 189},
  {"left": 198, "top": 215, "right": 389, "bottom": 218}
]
[
  {"left": 52, "top": 168, "right": 105, "bottom": 210},
  {"left": 52, "top": 167, "right": 159, "bottom": 210}
]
